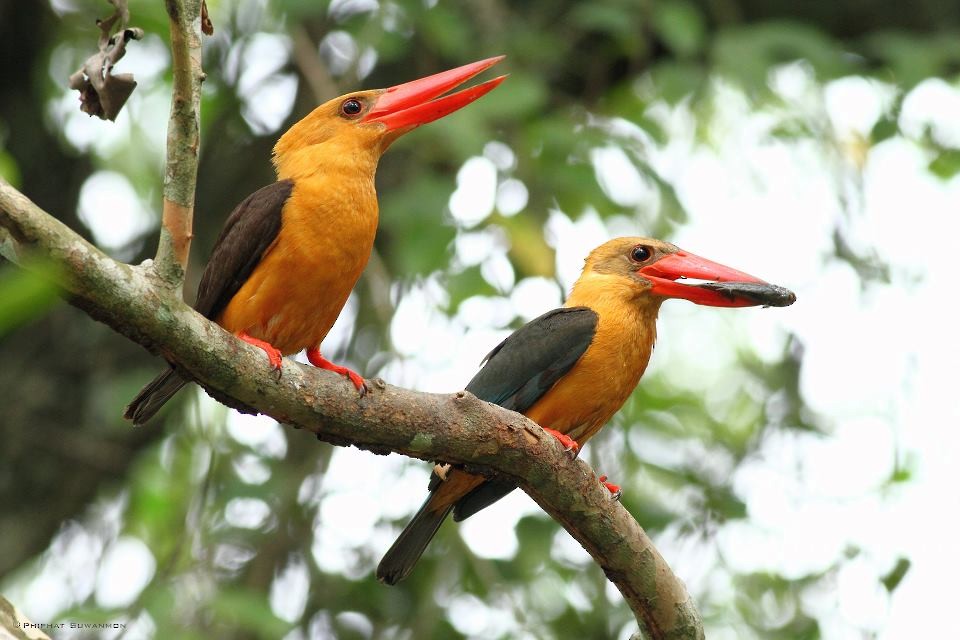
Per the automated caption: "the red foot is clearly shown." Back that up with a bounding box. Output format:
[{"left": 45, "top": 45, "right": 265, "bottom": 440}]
[
  {"left": 543, "top": 427, "right": 579, "bottom": 456},
  {"left": 237, "top": 331, "right": 283, "bottom": 372},
  {"left": 599, "top": 474, "right": 622, "bottom": 501},
  {"left": 307, "top": 347, "right": 367, "bottom": 396}
]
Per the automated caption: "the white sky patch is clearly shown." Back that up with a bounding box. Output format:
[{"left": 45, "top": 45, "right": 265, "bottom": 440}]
[
  {"left": 767, "top": 61, "right": 819, "bottom": 108},
  {"left": 320, "top": 292, "right": 359, "bottom": 361},
  {"left": 446, "top": 593, "right": 515, "bottom": 638},
  {"left": 544, "top": 209, "right": 609, "bottom": 290},
  {"left": 226, "top": 412, "right": 288, "bottom": 459},
  {"left": 390, "top": 284, "right": 457, "bottom": 358},
  {"left": 591, "top": 145, "right": 652, "bottom": 207},
  {"left": 509, "top": 277, "right": 563, "bottom": 321},
  {"left": 243, "top": 73, "right": 299, "bottom": 135},
  {"left": 456, "top": 295, "right": 516, "bottom": 330},
  {"left": 356, "top": 46, "right": 378, "bottom": 80},
  {"left": 336, "top": 612, "right": 375, "bottom": 638},
  {"left": 232, "top": 453, "right": 272, "bottom": 485},
  {"left": 237, "top": 33, "right": 297, "bottom": 134},
  {"left": 225, "top": 497, "right": 273, "bottom": 529},
  {"left": 823, "top": 76, "right": 893, "bottom": 138},
  {"left": 238, "top": 33, "right": 292, "bottom": 95},
  {"left": 449, "top": 156, "right": 498, "bottom": 228},
  {"left": 312, "top": 447, "right": 409, "bottom": 577},
  {"left": 119, "top": 34, "right": 171, "bottom": 84},
  {"left": 459, "top": 493, "right": 539, "bottom": 560},
  {"left": 328, "top": 0, "right": 380, "bottom": 22},
  {"left": 319, "top": 31, "right": 358, "bottom": 77},
  {"left": 454, "top": 228, "right": 499, "bottom": 267},
  {"left": 496, "top": 178, "right": 529, "bottom": 216},
  {"left": 78, "top": 171, "right": 154, "bottom": 251},
  {"left": 94, "top": 537, "right": 156, "bottom": 609},
  {"left": 270, "top": 554, "right": 310, "bottom": 623},
  {"left": 549, "top": 528, "right": 591, "bottom": 567},
  {"left": 484, "top": 140, "right": 516, "bottom": 170},
  {"left": 480, "top": 251, "right": 516, "bottom": 292},
  {"left": 899, "top": 78, "right": 960, "bottom": 147}
]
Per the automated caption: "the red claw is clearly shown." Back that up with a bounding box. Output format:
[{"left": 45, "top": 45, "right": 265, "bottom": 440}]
[
  {"left": 543, "top": 427, "right": 579, "bottom": 456},
  {"left": 237, "top": 331, "right": 283, "bottom": 372},
  {"left": 307, "top": 347, "right": 367, "bottom": 396},
  {"left": 599, "top": 474, "right": 622, "bottom": 501}
]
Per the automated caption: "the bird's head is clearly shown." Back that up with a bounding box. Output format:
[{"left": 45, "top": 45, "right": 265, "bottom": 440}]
[
  {"left": 575, "top": 237, "right": 795, "bottom": 308},
  {"left": 273, "top": 56, "right": 506, "bottom": 178}
]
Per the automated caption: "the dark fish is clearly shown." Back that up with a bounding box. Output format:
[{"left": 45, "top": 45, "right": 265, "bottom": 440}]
[{"left": 694, "top": 281, "right": 796, "bottom": 307}]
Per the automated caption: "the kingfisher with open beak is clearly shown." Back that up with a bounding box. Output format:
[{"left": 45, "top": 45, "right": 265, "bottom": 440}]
[
  {"left": 125, "top": 56, "right": 506, "bottom": 424},
  {"left": 377, "top": 236, "right": 795, "bottom": 584}
]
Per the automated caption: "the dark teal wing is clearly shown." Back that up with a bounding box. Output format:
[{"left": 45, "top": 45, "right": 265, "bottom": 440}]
[
  {"left": 465, "top": 307, "right": 598, "bottom": 411},
  {"left": 451, "top": 306, "right": 598, "bottom": 521}
]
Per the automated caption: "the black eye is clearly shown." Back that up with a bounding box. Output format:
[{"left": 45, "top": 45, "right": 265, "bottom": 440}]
[
  {"left": 341, "top": 98, "right": 363, "bottom": 117},
  {"left": 630, "top": 245, "right": 652, "bottom": 263}
]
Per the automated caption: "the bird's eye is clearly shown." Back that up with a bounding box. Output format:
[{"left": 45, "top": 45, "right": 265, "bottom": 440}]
[
  {"left": 630, "top": 245, "right": 652, "bottom": 263},
  {"left": 341, "top": 98, "right": 363, "bottom": 117}
]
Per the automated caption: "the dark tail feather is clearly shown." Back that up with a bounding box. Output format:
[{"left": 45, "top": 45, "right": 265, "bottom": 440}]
[
  {"left": 123, "top": 368, "right": 187, "bottom": 424},
  {"left": 377, "top": 497, "right": 453, "bottom": 585}
]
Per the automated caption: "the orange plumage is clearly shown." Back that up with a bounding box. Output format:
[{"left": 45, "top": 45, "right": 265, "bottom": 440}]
[
  {"left": 124, "top": 57, "right": 506, "bottom": 424},
  {"left": 378, "top": 237, "right": 795, "bottom": 584}
]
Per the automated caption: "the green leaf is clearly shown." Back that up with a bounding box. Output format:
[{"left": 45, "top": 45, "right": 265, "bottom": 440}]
[
  {"left": 928, "top": 148, "right": 960, "bottom": 179},
  {"left": 211, "top": 588, "right": 293, "bottom": 638},
  {"left": 870, "top": 116, "right": 899, "bottom": 145},
  {"left": 442, "top": 265, "right": 498, "bottom": 313},
  {"left": 714, "top": 22, "right": 850, "bottom": 96},
  {"left": 378, "top": 173, "right": 456, "bottom": 275},
  {"left": 0, "top": 263, "right": 61, "bottom": 336},
  {"left": 648, "top": 61, "right": 706, "bottom": 104},
  {"left": 652, "top": 0, "right": 706, "bottom": 59},
  {"left": 420, "top": 5, "right": 472, "bottom": 57},
  {"left": 881, "top": 557, "right": 911, "bottom": 593},
  {"left": 0, "top": 150, "right": 21, "bottom": 187}
]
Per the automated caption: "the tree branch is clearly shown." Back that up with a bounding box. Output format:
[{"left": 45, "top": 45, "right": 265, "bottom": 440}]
[
  {"left": 156, "top": 0, "right": 203, "bottom": 288},
  {"left": 0, "top": 595, "right": 51, "bottom": 640},
  {"left": 0, "top": 180, "right": 703, "bottom": 639}
]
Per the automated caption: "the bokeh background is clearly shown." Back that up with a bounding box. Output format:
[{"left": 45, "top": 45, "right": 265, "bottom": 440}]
[{"left": 2, "top": 0, "right": 959, "bottom": 638}]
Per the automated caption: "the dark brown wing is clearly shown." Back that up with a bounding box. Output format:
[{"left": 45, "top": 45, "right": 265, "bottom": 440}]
[
  {"left": 124, "top": 180, "right": 293, "bottom": 424},
  {"left": 194, "top": 180, "right": 293, "bottom": 319},
  {"left": 452, "top": 306, "right": 599, "bottom": 521}
]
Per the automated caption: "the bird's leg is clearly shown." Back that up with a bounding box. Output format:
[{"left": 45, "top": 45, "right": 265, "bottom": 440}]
[
  {"left": 237, "top": 331, "right": 283, "bottom": 373},
  {"left": 543, "top": 427, "right": 579, "bottom": 457},
  {"left": 599, "top": 474, "right": 622, "bottom": 501},
  {"left": 306, "top": 347, "right": 367, "bottom": 396}
]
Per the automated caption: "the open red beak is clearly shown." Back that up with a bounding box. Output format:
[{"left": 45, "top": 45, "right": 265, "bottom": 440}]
[
  {"left": 638, "top": 250, "right": 773, "bottom": 307},
  {"left": 363, "top": 56, "right": 506, "bottom": 132}
]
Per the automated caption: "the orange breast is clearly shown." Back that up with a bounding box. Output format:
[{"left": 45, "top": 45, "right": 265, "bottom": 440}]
[
  {"left": 217, "top": 177, "right": 378, "bottom": 355},
  {"left": 524, "top": 286, "right": 660, "bottom": 445}
]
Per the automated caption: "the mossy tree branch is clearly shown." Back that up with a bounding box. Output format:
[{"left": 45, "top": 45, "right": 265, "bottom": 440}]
[{"left": 0, "top": 180, "right": 703, "bottom": 638}]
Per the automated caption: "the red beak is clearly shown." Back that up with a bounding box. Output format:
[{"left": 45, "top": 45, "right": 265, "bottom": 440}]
[
  {"left": 638, "top": 250, "right": 770, "bottom": 307},
  {"left": 363, "top": 56, "right": 506, "bottom": 132}
]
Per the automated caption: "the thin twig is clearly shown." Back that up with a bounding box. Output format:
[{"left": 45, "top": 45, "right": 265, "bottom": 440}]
[{"left": 155, "top": 0, "right": 204, "bottom": 289}]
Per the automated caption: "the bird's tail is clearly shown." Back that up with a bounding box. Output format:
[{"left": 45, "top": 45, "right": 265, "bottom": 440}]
[
  {"left": 123, "top": 368, "right": 187, "bottom": 424},
  {"left": 376, "top": 496, "right": 453, "bottom": 585}
]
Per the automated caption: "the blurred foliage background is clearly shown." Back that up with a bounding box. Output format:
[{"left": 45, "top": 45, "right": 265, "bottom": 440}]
[{"left": 2, "top": 0, "right": 959, "bottom": 638}]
